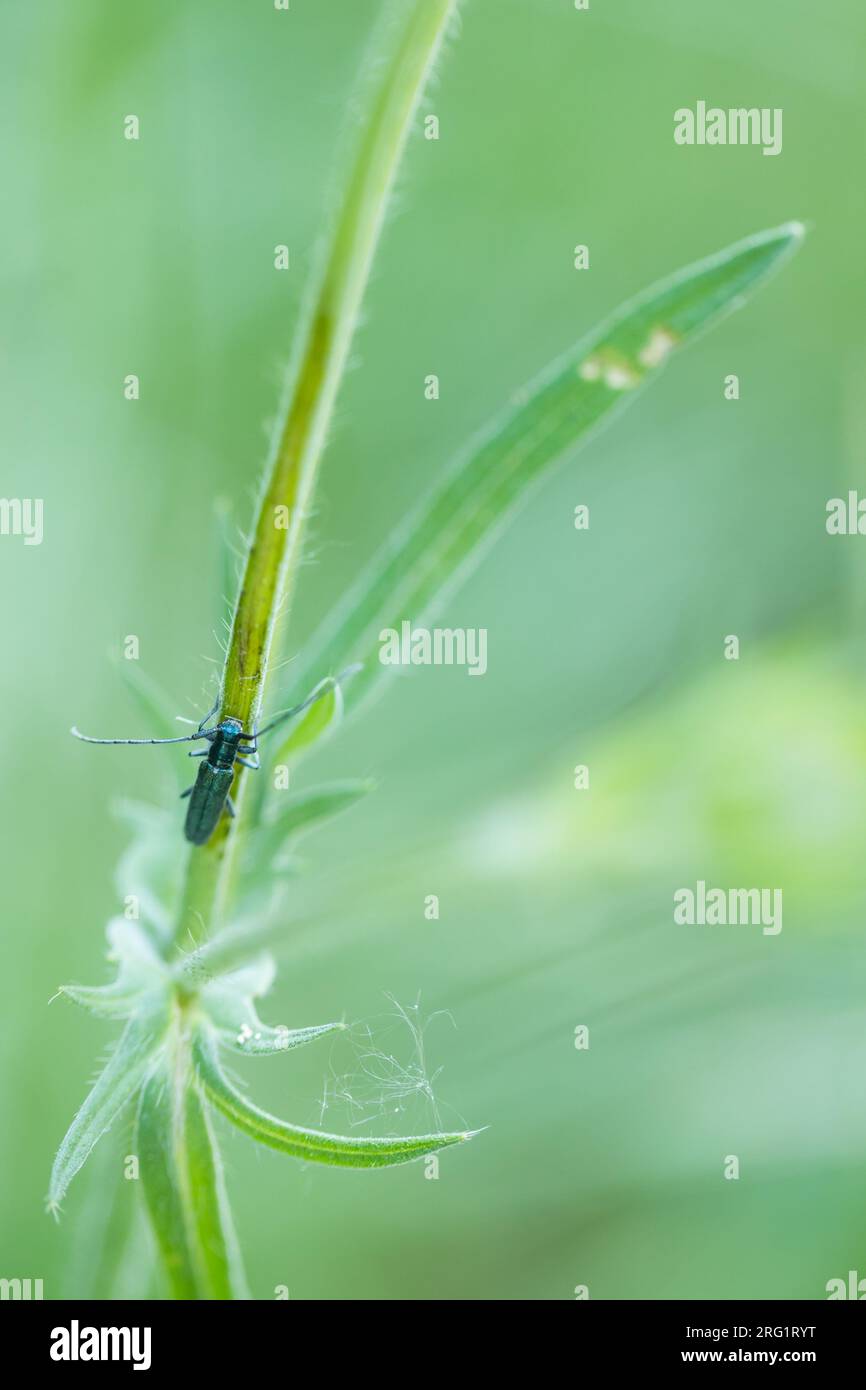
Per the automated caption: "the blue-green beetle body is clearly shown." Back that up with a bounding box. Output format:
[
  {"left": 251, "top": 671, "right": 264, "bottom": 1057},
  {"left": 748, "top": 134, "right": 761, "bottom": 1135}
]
[{"left": 184, "top": 717, "right": 246, "bottom": 845}]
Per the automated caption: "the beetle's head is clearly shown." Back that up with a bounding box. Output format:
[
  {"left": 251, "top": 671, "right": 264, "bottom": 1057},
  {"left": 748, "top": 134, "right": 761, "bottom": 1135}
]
[{"left": 219, "top": 717, "right": 244, "bottom": 739}]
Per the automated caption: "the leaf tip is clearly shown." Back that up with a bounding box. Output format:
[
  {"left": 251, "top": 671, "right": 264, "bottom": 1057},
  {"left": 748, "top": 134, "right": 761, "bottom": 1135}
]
[{"left": 745, "top": 218, "right": 808, "bottom": 269}]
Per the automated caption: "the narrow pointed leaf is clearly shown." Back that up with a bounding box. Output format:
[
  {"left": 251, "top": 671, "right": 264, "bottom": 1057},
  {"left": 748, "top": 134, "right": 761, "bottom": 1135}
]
[
  {"left": 59, "top": 920, "right": 170, "bottom": 1018},
  {"left": 179, "top": 909, "right": 328, "bottom": 981},
  {"left": 48, "top": 1010, "right": 168, "bottom": 1211},
  {"left": 198, "top": 954, "right": 344, "bottom": 1055},
  {"left": 207, "top": 998, "right": 345, "bottom": 1057},
  {"left": 59, "top": 981, "right": 159, "bottom": 1019},
  {"left": 137, "top": 1052, "right": 248, "bottom": 1300},
  {"left": 195, "top": 1028, "right": 477, "bottom": 1168},
  {"left": 210, "top": 954, "right": 277, "bottom": 998},
  {"left": 273, "top": 676, "right": 343, "bottom": 765},
  {"left": 285, "top": 223, "right": 805, "bottom": 712}
]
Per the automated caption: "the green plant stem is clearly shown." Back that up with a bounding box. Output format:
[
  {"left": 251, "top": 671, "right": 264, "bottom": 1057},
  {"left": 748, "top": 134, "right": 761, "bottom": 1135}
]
[{"left": 174, "top": 0, "right": 459, "bottom": 952}]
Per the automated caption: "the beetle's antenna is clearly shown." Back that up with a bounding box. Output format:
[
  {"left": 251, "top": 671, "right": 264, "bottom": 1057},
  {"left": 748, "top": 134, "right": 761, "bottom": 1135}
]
[
  {"left": 70, "top": 727, "right": 215, "bottom": 746},
  {"left": 255, "top": 663, "right": 362, "bottom": 737},
  {"left": 253, "top": 690, "right": 327, "bottom": 737}
]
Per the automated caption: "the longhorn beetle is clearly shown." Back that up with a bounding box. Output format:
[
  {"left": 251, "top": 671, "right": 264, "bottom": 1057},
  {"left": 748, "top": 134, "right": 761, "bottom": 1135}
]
[{"left": 71, "top": 666, "right": 360, "bottom": 845}]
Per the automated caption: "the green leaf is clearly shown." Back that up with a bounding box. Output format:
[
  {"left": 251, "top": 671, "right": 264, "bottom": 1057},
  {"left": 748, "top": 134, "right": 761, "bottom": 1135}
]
[
  {"left": 253, "top": 779, "right": 375, "bottom": 872},
  {"left": 285, "top": 223, "right": 805, "bottom": 712},
  {"left": 198, "top": 953, "right": 344, "bottom": 1056},
  {"left": 48, "top": 1010, "right": 168, "bottom": 1212},
  {"left": 194, "top": 1027, "right": 479, "bottom": 1168},
  {"left": 59, "top": 919, "right": 170, "bottom": 1018},
  {"left": 178, "top": 909, "right": 328, "bottom": 981},
  {"left": 207, "top": 1003, "right": 344, "bottom": 1058},
  {"left": 209, "top": 953, "right": 276, "bottom": 998},
  {"left": 272, "top": 676, "right": 343, "bottom": 765},
  {"left": 137, "top": 1048, "right": 249, "bottom": 1300}
]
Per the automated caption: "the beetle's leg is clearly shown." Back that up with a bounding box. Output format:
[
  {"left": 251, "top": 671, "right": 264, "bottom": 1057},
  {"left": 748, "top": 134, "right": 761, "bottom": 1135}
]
[
  {"left": 237, "top": 753, "right": 259, "bottom": 771},
  {"left": 226, "top": 795, "right": 236, "bottom": 818},
  {"left": 188, "top": 748, "right": 209, "bottom": 758},
  {"left": 180, "top": 786, "right": 194, "bottom": 800},
  {"left": 239, "top": 729, "right": 259, "bottom": 756}
]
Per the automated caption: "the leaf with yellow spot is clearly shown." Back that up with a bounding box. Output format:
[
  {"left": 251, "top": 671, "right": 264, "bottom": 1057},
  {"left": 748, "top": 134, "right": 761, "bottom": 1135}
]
[{"left": 285, "top": 223, "right": 805, "bottom": 713}]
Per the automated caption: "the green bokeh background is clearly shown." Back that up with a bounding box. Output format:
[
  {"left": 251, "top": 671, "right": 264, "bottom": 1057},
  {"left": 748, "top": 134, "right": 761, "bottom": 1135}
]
[{"left": 2, "top": 0, "right": 866, "bottom": 1300}]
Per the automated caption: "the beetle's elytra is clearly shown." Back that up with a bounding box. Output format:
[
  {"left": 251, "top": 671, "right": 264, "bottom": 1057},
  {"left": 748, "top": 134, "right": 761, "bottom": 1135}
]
[{"left": 181, "top": 715, "right": 256, "bottom": 845}]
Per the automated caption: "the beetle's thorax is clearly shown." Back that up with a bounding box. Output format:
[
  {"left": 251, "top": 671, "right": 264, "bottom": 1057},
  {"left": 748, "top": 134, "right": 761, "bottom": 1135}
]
[{"left": 208, "top": 717, "right": 245, "bottom": 770}]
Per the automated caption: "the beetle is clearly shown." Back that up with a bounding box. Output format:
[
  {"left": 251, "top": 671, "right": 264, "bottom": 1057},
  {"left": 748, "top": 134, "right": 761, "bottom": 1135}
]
[{"left": 71, "top": 670, "right": 358, "bottom": 845}]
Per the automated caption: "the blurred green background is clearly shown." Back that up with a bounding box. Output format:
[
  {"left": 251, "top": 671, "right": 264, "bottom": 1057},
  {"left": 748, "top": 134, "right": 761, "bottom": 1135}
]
[{"left": 2, "top": 0, "right": 866, "bottom": 1300}]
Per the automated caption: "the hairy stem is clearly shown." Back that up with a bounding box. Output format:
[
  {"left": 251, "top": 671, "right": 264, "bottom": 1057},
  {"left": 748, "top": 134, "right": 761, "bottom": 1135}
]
[{"left": 174, "top": 0, "right": 460, "bottom": 951}]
